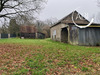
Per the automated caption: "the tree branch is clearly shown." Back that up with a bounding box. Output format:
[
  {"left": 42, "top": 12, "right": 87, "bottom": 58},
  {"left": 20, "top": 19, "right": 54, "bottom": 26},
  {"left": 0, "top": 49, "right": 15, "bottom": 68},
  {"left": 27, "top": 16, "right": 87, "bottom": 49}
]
[
  {"left": 0, "top": 6, "right": 38, "bottom": 18},
  {"left": 3, "top": 2, "right": 23, "bottom": 9}
]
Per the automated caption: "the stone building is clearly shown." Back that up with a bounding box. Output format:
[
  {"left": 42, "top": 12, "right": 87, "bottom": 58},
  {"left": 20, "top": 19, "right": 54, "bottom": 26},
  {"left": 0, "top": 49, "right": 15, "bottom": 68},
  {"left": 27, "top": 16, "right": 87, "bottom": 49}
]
[{"left": 50, "top": 11, "right": 100, "bottom": 46}]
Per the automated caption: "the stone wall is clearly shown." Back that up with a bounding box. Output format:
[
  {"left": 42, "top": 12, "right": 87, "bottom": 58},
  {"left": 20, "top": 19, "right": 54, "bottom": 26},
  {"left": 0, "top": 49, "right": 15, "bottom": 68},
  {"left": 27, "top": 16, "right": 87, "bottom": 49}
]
[{"left": 50, "top": 23, "right": 67, "bottom": 42}]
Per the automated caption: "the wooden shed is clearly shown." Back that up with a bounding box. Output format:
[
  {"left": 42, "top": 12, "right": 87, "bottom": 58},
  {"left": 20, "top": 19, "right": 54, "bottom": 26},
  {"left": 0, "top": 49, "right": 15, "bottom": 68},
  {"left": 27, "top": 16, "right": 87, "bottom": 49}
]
[
  {"left": 36, "top": 32, "right": 45, "bottom": 39},
  {"left": 50, "top": 11, "right": 100, "bottom": 46},
  {"left": 20, "top": 25, "right": 37, "bottom": 38},
  {"left": 20, "top": 25, "right": 45, "bottom": 39}
]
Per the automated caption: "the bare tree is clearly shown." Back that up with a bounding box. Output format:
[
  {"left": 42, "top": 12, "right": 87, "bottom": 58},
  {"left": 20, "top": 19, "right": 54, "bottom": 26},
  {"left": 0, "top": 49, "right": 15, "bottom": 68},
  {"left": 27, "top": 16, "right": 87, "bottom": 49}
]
[
  {"left": 44, "top": 18, "right": 58, "bottom": 26},
  {"left": 35, "top": 20, "right": 44, "bottom": 32},
  {"left": 1, "top": 18, "right": 9, "bottom": 33},
  {"left": 0, "top": 0, "right": 46, "bottom": 18},
  {"left": 15, "top": 14, "right": 36, "bottom": 25},
  {"left": 34, "top": 18, "right": 58, "bottom": 38},
  {"left": 43, "top": 18, "right": 58, "bottom": 37},
  {"left": 0, "top": 27, "right": 2, "bottom": 33},
  {"left": 8, "top": 19, "right": 20, "bottom": 36},
  {"left": 1, "top": 24, "right": 8, "bottom": 33}
]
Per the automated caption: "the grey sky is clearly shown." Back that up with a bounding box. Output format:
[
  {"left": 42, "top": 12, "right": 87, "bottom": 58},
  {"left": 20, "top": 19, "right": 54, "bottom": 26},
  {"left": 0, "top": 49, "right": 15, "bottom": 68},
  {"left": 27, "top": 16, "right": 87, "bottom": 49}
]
[
  {"left": 0, "top": 0, "right": 100, "bottom": 27},
  {"left": 39, "top": 0, "right": 100, "bottom": 23}
]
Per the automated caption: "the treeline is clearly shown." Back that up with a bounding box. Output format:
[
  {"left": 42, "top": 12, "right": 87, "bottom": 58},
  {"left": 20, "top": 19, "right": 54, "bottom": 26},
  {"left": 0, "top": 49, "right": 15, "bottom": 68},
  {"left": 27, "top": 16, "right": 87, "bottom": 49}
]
[{"left": 0, "top": 15, "right": 58, "bottom": 38}]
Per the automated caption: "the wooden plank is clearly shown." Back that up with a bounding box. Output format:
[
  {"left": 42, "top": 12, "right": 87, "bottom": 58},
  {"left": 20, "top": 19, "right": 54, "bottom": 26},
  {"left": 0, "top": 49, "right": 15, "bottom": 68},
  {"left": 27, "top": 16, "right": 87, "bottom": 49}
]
[{"left": 79, "top": 27, "right": 100, "bottom": 46}]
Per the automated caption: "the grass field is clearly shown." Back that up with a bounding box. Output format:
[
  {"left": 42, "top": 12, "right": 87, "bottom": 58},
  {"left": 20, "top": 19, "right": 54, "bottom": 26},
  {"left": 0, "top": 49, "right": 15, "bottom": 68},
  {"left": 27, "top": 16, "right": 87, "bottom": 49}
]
[{"left": 0, "top": 38, "right": 100, "bottom": 75}]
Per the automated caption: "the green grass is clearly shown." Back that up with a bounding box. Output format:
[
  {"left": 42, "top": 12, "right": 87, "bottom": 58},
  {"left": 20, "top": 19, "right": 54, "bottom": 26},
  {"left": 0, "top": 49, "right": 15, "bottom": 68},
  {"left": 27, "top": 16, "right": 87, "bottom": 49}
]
[
  {"left": 0, "top": 38, "right": 100, "bottom": 75},
  {"left": 81, "top": 67, "right": 88, "bottom": 72}
]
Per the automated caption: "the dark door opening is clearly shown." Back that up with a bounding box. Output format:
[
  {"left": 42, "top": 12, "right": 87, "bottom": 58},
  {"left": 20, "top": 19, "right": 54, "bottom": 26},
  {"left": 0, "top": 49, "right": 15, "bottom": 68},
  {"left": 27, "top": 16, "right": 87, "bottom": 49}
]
[{"left": 61, "top": 27, "right": 68, "bottom": 43}]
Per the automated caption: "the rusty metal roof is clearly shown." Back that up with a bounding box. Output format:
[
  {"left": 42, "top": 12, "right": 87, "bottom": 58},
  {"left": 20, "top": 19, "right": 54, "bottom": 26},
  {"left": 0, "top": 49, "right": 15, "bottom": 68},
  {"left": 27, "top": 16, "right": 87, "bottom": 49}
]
[{"left": 20, "top": 25, "right": 37, "bottom": 33}]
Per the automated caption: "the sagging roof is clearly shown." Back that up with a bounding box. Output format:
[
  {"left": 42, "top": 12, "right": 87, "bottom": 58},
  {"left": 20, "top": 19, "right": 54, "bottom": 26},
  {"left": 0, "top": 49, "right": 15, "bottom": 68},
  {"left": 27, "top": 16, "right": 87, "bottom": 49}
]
[{"left": 51, "top": 10, "right": 100, "bottom": 28}]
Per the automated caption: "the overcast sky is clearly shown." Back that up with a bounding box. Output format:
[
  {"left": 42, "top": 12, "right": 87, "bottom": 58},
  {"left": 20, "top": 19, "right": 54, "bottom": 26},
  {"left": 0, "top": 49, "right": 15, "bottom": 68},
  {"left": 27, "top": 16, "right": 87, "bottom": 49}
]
[
  {"left": 0, "top": 0, "right": 100, "bottom": 27},
  {"left": 39, "top": 0, "right": 100, "bottom": 23}
]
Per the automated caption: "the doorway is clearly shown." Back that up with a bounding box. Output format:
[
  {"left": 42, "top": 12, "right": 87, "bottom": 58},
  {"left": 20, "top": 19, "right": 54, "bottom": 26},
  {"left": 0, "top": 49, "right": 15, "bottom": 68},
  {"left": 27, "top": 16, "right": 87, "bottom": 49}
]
[{"left": 61, "top": 27, "right": 68, "bottom": 43}]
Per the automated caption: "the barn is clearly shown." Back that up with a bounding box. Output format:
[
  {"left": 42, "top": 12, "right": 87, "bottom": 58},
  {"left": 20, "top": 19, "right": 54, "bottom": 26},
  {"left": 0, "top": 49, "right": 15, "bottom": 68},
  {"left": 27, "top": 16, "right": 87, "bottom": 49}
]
[
  {"left": 50, "top": 11, "right": 100, "bottom": 46},
  {"left": 20, "top": 25, "right": 36, "bottom": 38},
  {"left": 20, "top": 25, "right": 45, "bottom": 39}
]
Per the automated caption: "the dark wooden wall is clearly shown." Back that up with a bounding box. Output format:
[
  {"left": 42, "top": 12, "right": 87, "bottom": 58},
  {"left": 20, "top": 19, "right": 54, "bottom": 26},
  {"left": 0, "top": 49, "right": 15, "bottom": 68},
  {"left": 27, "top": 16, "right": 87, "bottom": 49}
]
[
  {"left": 20, "top": 33, "right": 36, "bottom": 39},
  {"left": 37, "top": 32, "right": 45, "bottom": 39},
  {"left": 79, "top": 27, "right": 100, "bottom": 46},
  {"left": 69, "top": 26, "right": 79, "bottom": 45}
]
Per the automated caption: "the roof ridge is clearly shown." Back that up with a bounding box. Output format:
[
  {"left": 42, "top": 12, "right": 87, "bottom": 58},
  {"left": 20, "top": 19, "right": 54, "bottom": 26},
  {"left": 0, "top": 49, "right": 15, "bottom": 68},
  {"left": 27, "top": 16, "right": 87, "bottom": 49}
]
[{"left": 51, "top": 10, "right": 90, "bottom": 28}]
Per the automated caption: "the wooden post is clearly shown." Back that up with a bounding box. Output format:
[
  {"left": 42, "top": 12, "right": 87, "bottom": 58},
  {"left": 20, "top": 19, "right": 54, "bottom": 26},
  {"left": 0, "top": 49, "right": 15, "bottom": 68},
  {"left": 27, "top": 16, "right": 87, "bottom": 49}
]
[
  {"left": 67, "top": 26, "right": 70, "bottom": 43},
  {"left": 36, "top": 32, "right": 38, "bottom": 39},
  {"left": 8, "top": 34, "right": 10, "bottom": 38}
]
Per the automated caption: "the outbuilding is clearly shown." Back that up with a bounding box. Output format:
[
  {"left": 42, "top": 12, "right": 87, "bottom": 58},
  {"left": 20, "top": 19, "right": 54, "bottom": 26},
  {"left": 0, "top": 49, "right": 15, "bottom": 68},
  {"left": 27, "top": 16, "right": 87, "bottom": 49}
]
[
  {"left": 50, "top": 11, "right": 100, "bottom": 46},
  {"left": 20, "top": 25, "right": 45, "bottom": 39}
]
